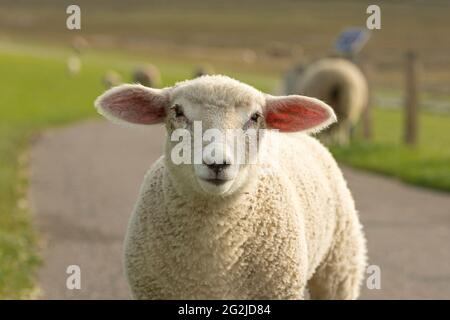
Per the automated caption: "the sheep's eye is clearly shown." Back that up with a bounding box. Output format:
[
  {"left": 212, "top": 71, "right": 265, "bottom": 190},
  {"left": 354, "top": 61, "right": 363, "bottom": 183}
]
[
  {"left": 250, "top": 112, "right": 261, "bottom": 123},
  {"left": 171, "top": 104, "right": 185, "bottom": 118}
]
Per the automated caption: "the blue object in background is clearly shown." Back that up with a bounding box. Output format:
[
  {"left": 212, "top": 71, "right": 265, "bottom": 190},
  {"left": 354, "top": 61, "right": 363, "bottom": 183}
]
[{"left": 334, "top": 28, "right": 370, "bottom": 55}]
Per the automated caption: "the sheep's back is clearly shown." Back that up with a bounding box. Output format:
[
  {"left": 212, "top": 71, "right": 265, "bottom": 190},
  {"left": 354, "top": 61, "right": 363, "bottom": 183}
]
[{"left": 294, "top": 58, "right": 368, "bottom": 124}]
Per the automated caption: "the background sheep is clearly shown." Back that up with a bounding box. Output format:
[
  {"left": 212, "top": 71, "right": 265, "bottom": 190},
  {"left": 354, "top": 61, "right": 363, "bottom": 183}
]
[
  {"left": 283, "top": 58, "right": 369, "bottom": 144},
  {"left": 132, "top": 64, "right": 161, "bottom": 88},
  {"left": 95, "top": 75, "right": 367, "bottom": 299},
  {"left": 102, "top": 70, "right": 122, "bottom": 89},
  {"left": 241, "top": 49, "right": 257, "bottom": 64},
  {"left": 281, "top": 61, "right": 308, "bottom": 95},
  {"left": 66, "top": 55, "right": 81, "bottom": 76},
  {"left": 193, "top": 64, "right": 214, "bottom": 78},
  {"left": 71, "top": 36, "right": 89, "bottom": 55}
]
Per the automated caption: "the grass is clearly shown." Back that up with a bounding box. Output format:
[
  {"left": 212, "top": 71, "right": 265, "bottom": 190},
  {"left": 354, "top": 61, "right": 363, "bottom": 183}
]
[
  {"left": 0, "top": 41, "right": 449, "bottom": 298},
  {"left": 0, "top": 43, "right": 277, "bottom": 298},
  {"left": 331, "top": 108, "right": 450, "bottom": 192},
  {"left": 2, "top": 0, "right": 450, "bottom": 93}
]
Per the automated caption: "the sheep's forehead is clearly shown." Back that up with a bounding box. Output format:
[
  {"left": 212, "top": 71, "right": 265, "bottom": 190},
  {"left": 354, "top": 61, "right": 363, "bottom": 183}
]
[{"left": 170, "top": 76, "right": 265, "bottom": 111}]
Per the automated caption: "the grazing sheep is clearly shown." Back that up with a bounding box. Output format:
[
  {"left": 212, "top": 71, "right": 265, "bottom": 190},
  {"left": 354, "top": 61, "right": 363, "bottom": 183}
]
[
  {"left": 193, "top": 64, "right": 214, "bottom": 78},
  {"left": 281, "top": 61, "right": 308, "bottom": 95},
  {"left": 132, "top": 64, "right": 161, "bottom": 88},
  {"left": 283, "top": 58, "right": 368, "bottom": 144},
  {"left": 95, "top": 75, "right": 367, "bottom": 300},
  {"left": 266, "top": 41, "right": 293, "bottom": 58},
  {"left": 241, "top": 49, "right": 257, "bottom": 64},
  {"left": 71, "top": 36, "right": 89, "bottom": 55},
  {"left": 102, "top": 70, "right": 122, "bottom": 89},
  {"left": 66, "top": 55, "right": 81, "bottom": 76}
]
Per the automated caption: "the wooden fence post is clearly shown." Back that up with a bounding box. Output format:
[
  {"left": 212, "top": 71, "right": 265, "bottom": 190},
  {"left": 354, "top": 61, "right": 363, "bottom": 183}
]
[
  {"left": 404, "top": 50, "right": 419, "bottom": 145},
  {"left": 360, "top": 61, "right": 373, "bottom": 140}
]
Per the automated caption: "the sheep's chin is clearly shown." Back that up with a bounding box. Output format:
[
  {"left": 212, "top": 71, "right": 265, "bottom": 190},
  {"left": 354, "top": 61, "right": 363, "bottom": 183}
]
[{"left": 197, "top": 178, "right": 234, "bottom": 195}]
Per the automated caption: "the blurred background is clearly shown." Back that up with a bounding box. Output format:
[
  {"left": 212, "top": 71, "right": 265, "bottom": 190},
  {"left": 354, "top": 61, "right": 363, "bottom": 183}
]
[{"left": 0, "top": 0, "right": 449, "bottom": 299}]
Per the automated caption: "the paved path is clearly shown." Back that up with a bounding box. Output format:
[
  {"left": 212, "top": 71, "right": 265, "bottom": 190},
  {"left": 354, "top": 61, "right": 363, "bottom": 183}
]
[{"left": 29, "top": 120, "right": 450, "bottom": 299}]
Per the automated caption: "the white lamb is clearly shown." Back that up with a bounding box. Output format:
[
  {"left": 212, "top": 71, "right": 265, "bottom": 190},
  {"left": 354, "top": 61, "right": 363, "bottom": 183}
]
[{"left": 95, "top": 75, "right": 367, "bottom": 300}]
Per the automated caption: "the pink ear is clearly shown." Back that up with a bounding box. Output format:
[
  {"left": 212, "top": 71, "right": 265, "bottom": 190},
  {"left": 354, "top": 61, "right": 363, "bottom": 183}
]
[
  {"left": 95, "top": 84, "right": 168, "bottom": 125},
  {"left": 265, "top": 95, "right": 336, "bottom": 133}
]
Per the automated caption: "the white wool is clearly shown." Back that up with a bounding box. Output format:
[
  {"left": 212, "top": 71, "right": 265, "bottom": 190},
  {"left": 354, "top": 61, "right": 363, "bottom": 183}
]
[
  {"left": 124, "top": 132, "right": 366, "bottom": 299},
  {"left": 171, "top": 75, "right": 266, "bottom": 108}
]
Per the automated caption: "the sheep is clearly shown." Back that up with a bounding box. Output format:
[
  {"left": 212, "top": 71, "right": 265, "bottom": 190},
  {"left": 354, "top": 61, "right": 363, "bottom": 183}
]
[
  {"left": 280, "top": 61, "right": 308, "bottom": 95},
  {"left": 241, "top": 49, "right": 257, "bottom": 64},
  {"left": 266, "top": 41, "right": 293, "bottom": 59},
  {"left": 193, "top": 64, "right": 214, "bottom": 78},
  {"left": 66, "top": 55, "right": 81, "bottom": 76},
  {"left": 94, "top": 75, "right": 367, "bottom": 300},
  {"left": 283, "top": 58, "right": 368, "bottom": 144},
  {"left": 102, "top": 70, "right": 122, "bottom": 89},
  {"left": 71, "top": 36, "right": 89, "bottom": 55},
  {"left": 132, "top": 64, "right": 161, "bottom": 88}
]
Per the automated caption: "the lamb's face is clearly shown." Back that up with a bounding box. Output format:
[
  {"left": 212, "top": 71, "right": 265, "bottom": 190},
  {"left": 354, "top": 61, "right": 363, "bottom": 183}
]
[
  {"left": 95, "top": 75, "right": 336, "bottom": 197},
  {"left": 166, "top": 77, "right": 266, "bottom": 195}
]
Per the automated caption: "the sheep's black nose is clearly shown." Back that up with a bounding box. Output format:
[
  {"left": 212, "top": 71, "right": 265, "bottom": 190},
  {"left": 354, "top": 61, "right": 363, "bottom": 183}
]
[{"left": 205, "top": 162, "right": 230, "bottom": 173}]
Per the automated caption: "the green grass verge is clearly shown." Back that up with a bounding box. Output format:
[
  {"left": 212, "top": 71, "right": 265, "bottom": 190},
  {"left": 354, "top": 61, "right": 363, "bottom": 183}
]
[
  {"left": 331, "top": 108, "right": 450, "bottom": 192},
  {"left": 0, "top": 43, "right": 277, "bottom": 298},
  {"left": 0, "top": 51, "right": 104, "bottom": 298}
]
